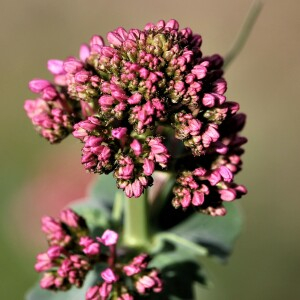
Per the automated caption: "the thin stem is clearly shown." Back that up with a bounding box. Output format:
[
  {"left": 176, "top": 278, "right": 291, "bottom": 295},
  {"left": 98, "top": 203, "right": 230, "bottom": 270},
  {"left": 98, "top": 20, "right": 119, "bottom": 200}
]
[
  {"left": 224, "top": 0, "right": 263, "bottom": 69},
  {"left": 153, "top": 232, "right": 208, "bottom": 256},
  {"left": 123, "top": 190, "right": 150, "bottom": 248}
]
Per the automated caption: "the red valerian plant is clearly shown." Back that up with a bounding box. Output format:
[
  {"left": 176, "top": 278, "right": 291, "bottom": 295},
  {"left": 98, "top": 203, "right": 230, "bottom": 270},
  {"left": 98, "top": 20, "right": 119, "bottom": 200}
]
[{"left": 25, "top": 10, "right": 261, "bottom": 299}]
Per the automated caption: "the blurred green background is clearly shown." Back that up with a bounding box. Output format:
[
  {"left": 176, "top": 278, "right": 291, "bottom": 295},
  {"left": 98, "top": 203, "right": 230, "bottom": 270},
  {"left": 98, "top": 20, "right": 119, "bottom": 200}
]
[{"left": 1, "top": 0, "right": 300, "bottom": 299}]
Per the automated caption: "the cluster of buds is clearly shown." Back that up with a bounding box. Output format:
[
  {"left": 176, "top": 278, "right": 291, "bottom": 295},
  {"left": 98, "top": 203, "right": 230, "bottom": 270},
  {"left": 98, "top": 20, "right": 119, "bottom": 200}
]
[
  {"left": 24, "top": 80, "right": 78, "bottom": 143},
  {"left": 86, "top": 253, "right": 162, "bottom": 300},
  {"left": 36, "top": 209, "right": 163, "bottom": 298},
  {"left": 172, "top": 112, "right": 247, "bottom": 214},
  {"left": 35, "top": 209, "right": 92, "bottom": 290},
  {"left": 25, "top": 19, "right": 247, "bottom": 214}
]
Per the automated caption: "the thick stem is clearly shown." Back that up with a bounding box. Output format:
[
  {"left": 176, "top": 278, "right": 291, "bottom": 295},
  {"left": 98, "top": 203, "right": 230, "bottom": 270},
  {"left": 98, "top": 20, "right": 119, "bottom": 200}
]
[{"left": 123, "top": 190, "right": 150, "bottom": 248}]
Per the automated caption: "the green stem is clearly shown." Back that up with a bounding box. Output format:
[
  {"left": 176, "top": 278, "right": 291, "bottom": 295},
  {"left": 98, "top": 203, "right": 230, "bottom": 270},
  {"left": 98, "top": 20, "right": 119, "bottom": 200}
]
[
  {"left": 153, "top": 232, "right": 208, "bottom": 256},
  {"left": 224, "top": 0, "right": 263, "bottom": 69},
  {"left": 111, "top": 191, "right": 123, "bottom": 228},
  {"left": 123, "top": 190, "right": 150, "bottom": 248}
]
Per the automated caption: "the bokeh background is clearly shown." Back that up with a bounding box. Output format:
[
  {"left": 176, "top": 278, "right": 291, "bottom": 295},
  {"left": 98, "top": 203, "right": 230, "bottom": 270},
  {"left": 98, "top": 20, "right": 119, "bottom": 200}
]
[{"left": 1, "top": 0, "right": 300, "bottom": 299}]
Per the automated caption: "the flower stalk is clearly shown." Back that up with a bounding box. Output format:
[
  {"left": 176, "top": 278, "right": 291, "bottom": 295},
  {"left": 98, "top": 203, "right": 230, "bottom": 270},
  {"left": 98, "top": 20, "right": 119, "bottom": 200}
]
[
  {"left": 224, "top": 0, "right": 263, "bottom": 69},
  {"left": 123, "top": 191, "right": 150, "bottom": 249}
]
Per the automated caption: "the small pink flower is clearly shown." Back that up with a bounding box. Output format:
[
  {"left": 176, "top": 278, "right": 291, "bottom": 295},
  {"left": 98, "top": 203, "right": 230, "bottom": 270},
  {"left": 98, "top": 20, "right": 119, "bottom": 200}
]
[
  {"left": 79, "top": 236, "right": 100, "bottom": 256},
  {"left": 60, "top": 209, "right": 80, "bottom": 228},
  {"left": 86, "top": 286, "right": 100, "bottom": 300},
  {"left": 29, "top": 79, "right": 51, "bottom": 93},
  {"left": 143, "top": 159, "right": 155, "bottom": 176},
  {"left": 132, "top": 179, "right": 143, "bottom": 197},
  {"left": 111, "top": 127, "right": 127, "bottom": 139},
  {"left": 79, "top": 44, "right": 90, "bottom": 62},
  {"left": 130, "top": 139, "right": 142, "bottom": 156},
  {"left": 47, "top": 60, "right": 65, "bottom": 75},
  {"left": 47, "top": 245, "right": 64, "bottom": 259},
  {"left": 63, "top": 58, "right": 83, "bottom": 74},
  {"left": 219, "top": 189, "right": 236, "bottom": 201},
  {"left": 101, "top": 268, "right": 118, "bottom": 283},
  {"left": 135, "top": 270, "right": 163, "bottom": 295},
  {"left": 99, "top": 282, "right": 113, "bottom": 299},
  {"left": 117, "top": 293, "right": 134, "bottom": 300},
  {"left": 35, "top": 253, "right": 53, "bottom": 272},
  {"left": 98, "top": 229, "right": 119, "bottom": 246},
  {"left": 40, "top": 273, "right": 55, "bottom": 289}
]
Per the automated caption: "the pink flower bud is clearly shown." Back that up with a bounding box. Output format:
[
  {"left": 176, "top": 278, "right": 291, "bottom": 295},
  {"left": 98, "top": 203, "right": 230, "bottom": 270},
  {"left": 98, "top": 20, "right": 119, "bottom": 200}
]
[
  {"left": 192, "top": 191, "right": 205, "bottom": 206},
  {"left": 99, "top": 282, "right": 113, "bottom": 298},
  {"left": 227, "top": 101, "right": 240, "bottom": 114},
  {"left": 60, "top": 209, "right": 80, "bottom": 228},
  {"left": 47, "top": 60, "right": 65, "bottom": 75},
  {"left": 156, "top": 20, "right": 165, "bottom": 29},
  {"left": 130, "top": 139, "right": 142, "bottom": 156},
  {"left": 213, "top": 207, "right": 227, "bottom": 216},
  {"left": 79, "top": 44, "right": 90, "bottom": 62},
  {"left": 143, "top": 159, "right": 155, "bottom": 176},
  {"left": 89, "top": 35, "right": 105, "bottom": 47},
  {"left": 202, "top": 93, "right": 215, "bottom": 107},
  {"left": 47, "top": 245, "right": 64, "bottom": 259},
  {"left": 63, "top": 58, "right": 83, "bottom": 74},
  {"left": 116, "top": 27, "right": 128, "bottom": 40},
  {"left": 29, "top": 79, "right": 51, "bottom": 93},
  {"left": 101, "top": 268, "right": 118, "bottom": 283},
  {"left": 99, "top": 95, "right": 115, "bottom": 106},
  {"left": 132, "top": 180, "right": 143, "bottom": 197},
  {"left": 128, "top": 93, "right": 142, "bottom": 104},
  {"left": 235, "top": 184, "right": 247, "bottom": 194},
  {"left": 35, "top": 253, "right": 52, "bottom": 272},
  {"left": 174, "top": 81, "right": 185, "bottom": 92},
  {"left": 165, "top": 19, "right": 179, "bottom": 30},
  {"left": 40, "top": 273, "right": 55, "bottom": 289},
  {"left": 118, "top": 293, "right": 134, "bottom": 300},
  {"left": 207, "top": 170, "right": 221, "bottom": 186},
  {"left": 181, "top": 193, "right": 192, "bottom": 208},
  {"left": 75, "top": 70, "right": 90, "bottom": 83},
  {"left": 80, "top": 236, "right": 100, "bottom": 256},
  {"left": 41, "top": 86, "right": 57, "bottom": 101},
  {"left": 98, "top": 229, "right": 119, "bottom": 246},
  {"left": 111, "top": 127, "right": 127, "bottom": 139},
  {"left": 219, "top": 166, "right": 233, "bottom": 182},
  {"left": 41, "top": 216, "right": 61, "bottom": 234},
  {"left": 219, "top": 189, "right": 236, "bottom": 201},
  {"left": 212, "top": 78, "right": 227, "bottom": 94},
  {"left": 193, "top": 167, "right": 206, "bottom": 177},
  {"left": 86, "top": 286, "right": 100, "bottom": 300},
  {"left": 107, "top": 32, "right": 123, "bottom": 47},
  {"left": 191, "top": 65, "right": 207, "bottom": 79}
]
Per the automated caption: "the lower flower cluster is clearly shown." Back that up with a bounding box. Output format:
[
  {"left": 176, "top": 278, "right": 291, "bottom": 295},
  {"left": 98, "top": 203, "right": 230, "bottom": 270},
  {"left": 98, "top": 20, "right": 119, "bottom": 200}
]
[{"left": 36, "top": 209, "right": 163, "bottom": 299}]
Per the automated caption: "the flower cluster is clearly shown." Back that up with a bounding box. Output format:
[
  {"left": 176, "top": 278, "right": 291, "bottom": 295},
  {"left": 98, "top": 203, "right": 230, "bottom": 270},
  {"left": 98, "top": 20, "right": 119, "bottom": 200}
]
[
  {"left": 36, "top": 209, "right": 163, "bottom": 299},
  {"left": 35, "top": 209, "right": 92, "bottom": 290},
  {"left": 172, "top": 112, "right": 247, "bottom": 215},
  {"left": 25, "top": 19, "right": 247, "bottom": 214},
  {"left": 86, "top": 253, "right": 162, "bottom": 300}
]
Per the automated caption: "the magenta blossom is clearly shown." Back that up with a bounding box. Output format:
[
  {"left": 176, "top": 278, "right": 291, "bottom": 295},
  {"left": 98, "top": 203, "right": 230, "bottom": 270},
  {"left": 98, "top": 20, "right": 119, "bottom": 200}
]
[{"left": 25, "top": 18, "right": 247, "bottom": 214}]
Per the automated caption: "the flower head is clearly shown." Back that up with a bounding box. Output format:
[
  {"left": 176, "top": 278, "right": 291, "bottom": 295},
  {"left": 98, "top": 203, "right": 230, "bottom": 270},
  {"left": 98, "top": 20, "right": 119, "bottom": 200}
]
[{"left": 25, "top": 19, "right": 247, "bottom": 213}]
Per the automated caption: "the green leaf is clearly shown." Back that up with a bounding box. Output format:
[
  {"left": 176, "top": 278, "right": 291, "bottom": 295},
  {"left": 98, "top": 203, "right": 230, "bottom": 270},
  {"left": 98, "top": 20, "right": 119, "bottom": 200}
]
[
  {"left": 69, "top": 198, "right": 110, "bottom": 237},
  {"left": 148, "top": 243, "right": 209, "bottom": 300},
  {"left": 69, "top": 173, "right": 120, "bottom": 234},
  {"left": 168, "top": 202, "right": 243, "bottom": 260},
  {"left": 88, "top": 173, "right": 118, "bottom": 212},
  {"left": 26, "top": 268, "right": 98, "bottom": 300}
]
